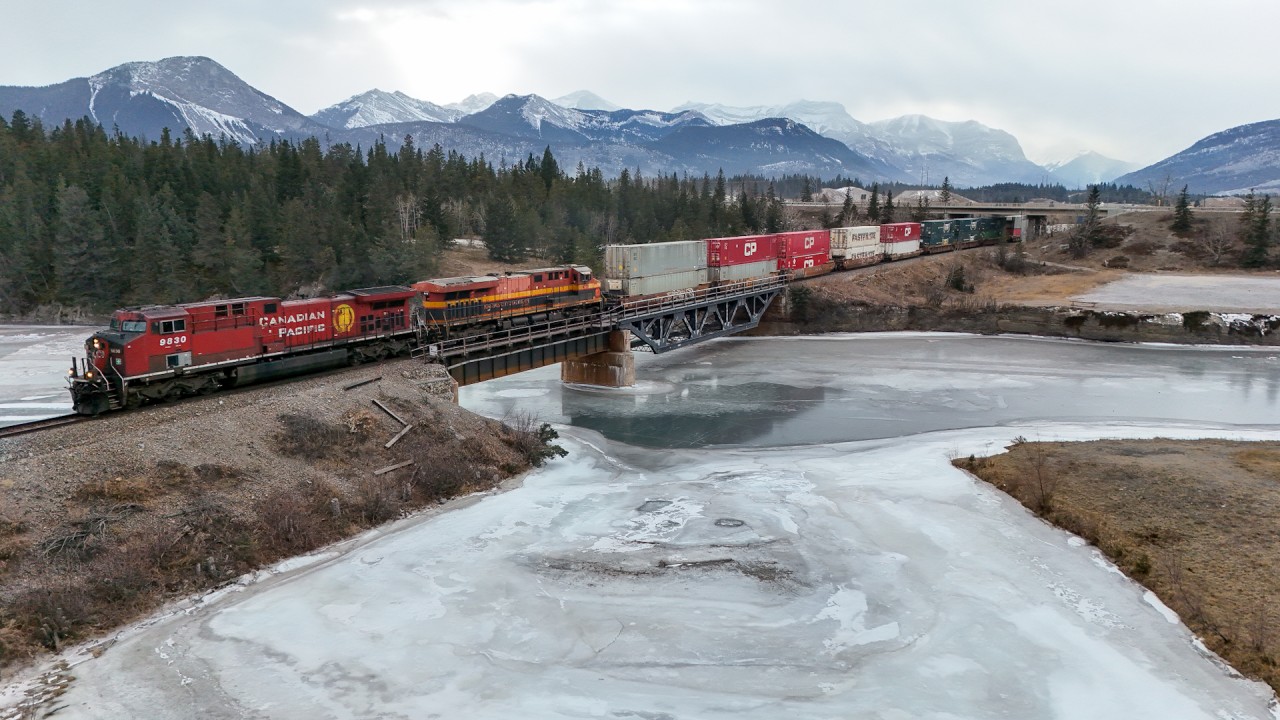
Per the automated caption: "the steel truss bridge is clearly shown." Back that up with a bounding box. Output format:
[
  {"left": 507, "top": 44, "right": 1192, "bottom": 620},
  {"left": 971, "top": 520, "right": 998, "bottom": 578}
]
[{"left": 417, "top": 276, "right": 786, "bottom": 386}]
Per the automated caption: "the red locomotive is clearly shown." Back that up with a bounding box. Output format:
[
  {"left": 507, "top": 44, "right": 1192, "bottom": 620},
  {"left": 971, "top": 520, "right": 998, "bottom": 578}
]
[{"left": 69, "top": 287, "right": 417, "bottom": 414}]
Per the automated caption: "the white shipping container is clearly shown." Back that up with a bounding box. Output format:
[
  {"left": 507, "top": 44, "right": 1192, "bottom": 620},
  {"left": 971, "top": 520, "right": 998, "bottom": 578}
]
[
  {"left": 708, "top": 259, "right": 778, "bottom": 284},
  {"left": 882, "top": 239, "right": 921, "bottom": 258},
  {"left": 605, "top": 241, "right": 707, "bottom": 280},
  {"left": 612, "top": 269, "right": 709, "bottom": 297},
  {"left": 830, "top": 226, "right": 880, "bottom": 257}
]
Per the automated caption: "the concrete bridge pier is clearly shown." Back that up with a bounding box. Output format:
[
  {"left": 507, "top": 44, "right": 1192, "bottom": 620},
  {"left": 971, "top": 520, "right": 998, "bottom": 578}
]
[{"left": 560, "top": 330, "right": 635, "bottom": 387}]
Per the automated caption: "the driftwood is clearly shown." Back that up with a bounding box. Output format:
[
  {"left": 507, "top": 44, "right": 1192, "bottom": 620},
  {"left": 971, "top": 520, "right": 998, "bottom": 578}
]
[
  {"left": 371, "top": 398, "right": 408, "bottom": 427},
  {"left": 343, "top": 376, "right": 382, "bottom": 391},
  {"left": 384, "top": 424, "right": 414, "bottom": 449},
  {"left": 373, "top": 460, "right": 414, "bottom": 476}
]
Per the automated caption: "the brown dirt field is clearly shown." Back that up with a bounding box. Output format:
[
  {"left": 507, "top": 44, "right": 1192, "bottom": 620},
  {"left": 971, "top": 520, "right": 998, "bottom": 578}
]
[{"left": 959, "top": 439, "right": 1280, "bottom": 693}]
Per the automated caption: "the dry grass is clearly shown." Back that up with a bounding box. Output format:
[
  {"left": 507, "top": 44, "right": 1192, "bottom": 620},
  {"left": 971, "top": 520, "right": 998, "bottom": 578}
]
[{"left": 959, "top": 438, "right": 1280, "bottom": 693}]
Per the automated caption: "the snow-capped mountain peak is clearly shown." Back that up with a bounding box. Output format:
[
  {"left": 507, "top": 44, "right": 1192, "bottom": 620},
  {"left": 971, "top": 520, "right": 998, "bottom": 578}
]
[
  {"left": 446, "top": 92, "right": 499, "bottom": 114},
  {"left": 553, "top": 90, "right": 621, "bottom": 111},
  {"left": 310, "top": 89, "right": 462, "bottom": 129}
]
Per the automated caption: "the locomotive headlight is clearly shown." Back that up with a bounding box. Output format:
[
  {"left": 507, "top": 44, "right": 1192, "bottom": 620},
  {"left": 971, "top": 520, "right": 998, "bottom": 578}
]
[
  {"left": 92, "top": 338, "right": 101, "bottom": 349},
  {"left": 85, "top": 371, "right": 94, "bottom": 379}
]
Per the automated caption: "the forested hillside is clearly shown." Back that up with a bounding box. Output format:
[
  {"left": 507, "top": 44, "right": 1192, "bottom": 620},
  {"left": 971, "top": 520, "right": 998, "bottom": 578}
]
[{"left": 0, "top": 112, "right": 785, "bottom": 317}]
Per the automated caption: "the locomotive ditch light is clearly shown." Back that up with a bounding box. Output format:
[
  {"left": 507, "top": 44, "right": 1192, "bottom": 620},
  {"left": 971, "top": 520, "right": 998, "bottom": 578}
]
[{"left": 92, "top": 338, "right": 101, "bottom": 349}]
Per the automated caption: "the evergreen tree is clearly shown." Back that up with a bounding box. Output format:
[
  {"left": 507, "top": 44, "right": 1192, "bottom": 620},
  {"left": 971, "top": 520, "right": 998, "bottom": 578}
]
[
  {"left": 1241, "top": 193, "right": 1272, "bottom": 268},
  {"left": 882, "top": 190, "right": 895, "bottom": 223},
  {"left": 800, "top": 177, "right": 813, "bottom": 202},
  {"left": 483, "top": 195, "right": 524, "bottom": 262},
  {"left": 839, "top": 189, "right": 856, "bottom": 226},
  {"left": 867, "top": 183, "right": 881, "bottom": 223},
  {"left": 1171, "top": 185, "right": 1193, "bottom": 234},
  {"left": 1069, "top": 185, "right": 1103, "bottom": 258},
  {"left": 939, "top": 177, "right": 953, "bottom": 204}
]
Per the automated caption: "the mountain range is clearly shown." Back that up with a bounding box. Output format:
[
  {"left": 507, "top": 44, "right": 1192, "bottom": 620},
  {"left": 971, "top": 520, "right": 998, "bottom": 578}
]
[{"left": 1, "top": 56, "right": 1272, "bottom": 193}]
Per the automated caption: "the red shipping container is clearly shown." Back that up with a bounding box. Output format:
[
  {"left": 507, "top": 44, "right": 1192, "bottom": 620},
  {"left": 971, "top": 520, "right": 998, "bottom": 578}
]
[
  {"left": 774, "top": 229, "right": 831, "bottom": 260},
  {"left": 779, "top": 252, "right": 830, "bottom": 271},
  {"left": 880, "top": 223, "right": 921, "bottom": 242},
  {"left": 706, "top": 234, "right": 776, "bottom": 267}
]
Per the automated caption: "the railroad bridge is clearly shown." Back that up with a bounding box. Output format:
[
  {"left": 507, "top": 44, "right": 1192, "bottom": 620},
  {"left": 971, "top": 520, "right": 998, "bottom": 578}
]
[{"left": 416, "top": 276, "right": 786, "bottom": 388}]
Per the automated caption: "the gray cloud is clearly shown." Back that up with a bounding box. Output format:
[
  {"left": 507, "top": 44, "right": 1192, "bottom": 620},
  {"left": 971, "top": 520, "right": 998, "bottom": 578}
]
[{"left": 3, "top": 0, "right": 1277, "bottom": 167}]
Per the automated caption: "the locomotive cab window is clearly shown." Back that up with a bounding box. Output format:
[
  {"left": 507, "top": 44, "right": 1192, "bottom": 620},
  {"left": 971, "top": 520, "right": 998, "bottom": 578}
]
[
  {"left": 264, "top": 303, "right": 277, "bottom": 314},
  {"left": 158, "top": 319, "right": 186, "bottom": 334},
  {"left": 215, "top": 305, "right": 228, "bottom": 318}
]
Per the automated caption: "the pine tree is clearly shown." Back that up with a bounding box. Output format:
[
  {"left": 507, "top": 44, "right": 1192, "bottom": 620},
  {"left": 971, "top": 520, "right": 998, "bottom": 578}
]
[
  {"left": 1069, "top": 185, "right": 1102, "bottom": 258},
  {"left": 939, "top": 176, "right": 953, "bottom": 204},
  {"left": 882, "top": 191, "right": 895, "bottom": 223},
  {"left": 1241, "top": 193, "right": 1272, "bottom": 268},
  {"left": 1171, "top": 185, "right": 1193, "bottom": 234},
  {"left": 801, "top": 177, "right": 813, "bottom": 202},
  {"left": 867, "top": 183, "right": 881, "bottom": 223},
  {"left": 839, "top": 189, "right": 856, "bottom": 226}
]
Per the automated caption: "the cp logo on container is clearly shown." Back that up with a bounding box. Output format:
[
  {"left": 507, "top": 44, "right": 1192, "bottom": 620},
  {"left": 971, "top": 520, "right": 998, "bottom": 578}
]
[{"left": 744, "top": 241, "right": 757, "bottom": 256}]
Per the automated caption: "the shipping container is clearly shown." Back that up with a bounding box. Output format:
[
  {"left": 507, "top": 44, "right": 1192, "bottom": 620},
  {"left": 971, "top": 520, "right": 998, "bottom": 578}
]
[
  {"left": 779, "top": 252, "right": 830, "bottom": 271},
  {"left": 882, "top": 238, "right": 922, "bottom": 258},
  {"left": 706, "top": 234, "right": 776, "bottom": 267},
  {"left": 830, "top": 225, "right": 882, "bottom": 269},
  {"left": 880, "top": 222, "right": 921, "bottom": 243},
  {"left": 920, "top": 220, "right": 953, "bottom": 248},
  {"left": 708, "top": 258, "right": 778, "bottom": 284},
  {"left": 787, "top": 260, "right": 836, "bottom": 279},
  {"left": 604, "top": 241, "right": 707, "bottom": 280},
  {"left": 605, "top": 268, "right": 709, "bottom": 297},
  {"left": 774, "top": 229, "right": 831, "bottom": 259}
]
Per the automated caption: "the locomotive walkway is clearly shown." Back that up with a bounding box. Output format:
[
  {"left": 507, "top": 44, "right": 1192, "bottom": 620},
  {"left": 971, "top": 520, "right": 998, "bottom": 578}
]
[{"left": 420, "top": 276, "right": 787, "bottom": 385}]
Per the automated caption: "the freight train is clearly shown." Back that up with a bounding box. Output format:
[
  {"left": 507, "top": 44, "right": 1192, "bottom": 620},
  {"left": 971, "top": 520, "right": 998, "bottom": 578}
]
[
  {"left": 68, "top": 216, "right": 1022, "bottom": 414},
  {"left": 601, "top": 216, "right": 1026, "bottom": 299}
]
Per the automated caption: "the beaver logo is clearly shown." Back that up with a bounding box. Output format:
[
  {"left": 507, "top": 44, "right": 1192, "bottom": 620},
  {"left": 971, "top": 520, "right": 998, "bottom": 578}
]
[{"left": 333, "top": 304, "right": 355, "bottom": 333}]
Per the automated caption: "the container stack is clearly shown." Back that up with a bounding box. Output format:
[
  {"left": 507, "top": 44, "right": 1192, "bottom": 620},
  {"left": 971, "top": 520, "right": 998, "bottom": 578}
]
[
  {"left": 880, "top": 222, "right": 923, "bottom": 259},
  {"left": 604, "top": 240, "right": 709, "bottom": 297},
  {"left": 776, "top": 229, "right": 834, "bottom": 278},
  {"left": 706, "top": 234, "right": 779, "bottom": 283},
  {"left": 830, "top": 226, "right": 881, "bottom": 269}
]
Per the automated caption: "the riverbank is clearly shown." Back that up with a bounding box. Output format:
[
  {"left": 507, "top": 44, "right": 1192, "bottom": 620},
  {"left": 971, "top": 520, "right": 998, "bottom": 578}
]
[
  {"left": 756, "top": 247, "right": 1280, "bottom": 345},
  {"left": 957, "top": 439, "right": 1280, "bottom": 695},
  {"left": 0, "top": 361, "right": 563, "bottom": 687}
]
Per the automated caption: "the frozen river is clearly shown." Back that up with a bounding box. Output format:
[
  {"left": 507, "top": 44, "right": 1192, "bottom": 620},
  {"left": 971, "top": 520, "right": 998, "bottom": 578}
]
[
  {"left": 0, "top": 325, "right": 87, "bottom": 427},
  {"left": 3, "top": 333, "right": 1280, "bottom": 719}
]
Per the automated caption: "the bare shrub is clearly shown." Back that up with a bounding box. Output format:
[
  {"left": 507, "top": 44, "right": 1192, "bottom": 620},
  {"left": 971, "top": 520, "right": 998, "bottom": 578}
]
[
  {"left": 352, "top": 477, "right": 403, "bottom": 524},
  {"left": 502, "top": 411, "right": 568, "bottom": 468},
  {"left": 12, "top": 582, "right": 93, "bottom": 651},
  {"left": 410, "top": 443, "right": 473, "bottom": 501},
  {"left": 274, "top": 413, "right": 349, "bottom": 459},
  {"left": 255, "top": 486, "right": 330, "bottom": 556},
  {"left": 1023, "top": 444, "right": 1058, "bottom": 513}
]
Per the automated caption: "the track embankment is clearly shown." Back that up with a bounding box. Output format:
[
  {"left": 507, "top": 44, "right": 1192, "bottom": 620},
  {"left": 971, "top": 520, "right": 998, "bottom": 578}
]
[{"left": 0, "top": 360, "right": 563, "bottom": 689}]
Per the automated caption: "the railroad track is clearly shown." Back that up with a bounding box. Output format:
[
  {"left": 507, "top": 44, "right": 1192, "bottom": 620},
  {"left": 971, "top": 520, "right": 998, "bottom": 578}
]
[{"left": 0, "top": 414, "right": 86, "bottom": 440}]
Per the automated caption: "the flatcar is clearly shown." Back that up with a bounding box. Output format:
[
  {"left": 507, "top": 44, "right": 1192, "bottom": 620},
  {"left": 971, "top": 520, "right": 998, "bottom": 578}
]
[{"left": 68, "top": 287, "right": 417, "bottom": 414}]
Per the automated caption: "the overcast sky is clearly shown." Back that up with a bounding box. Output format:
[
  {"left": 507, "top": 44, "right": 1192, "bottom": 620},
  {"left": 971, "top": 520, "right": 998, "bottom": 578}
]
[{"left": 4, "top": 0, "right": 1277, "bottom": 167}]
